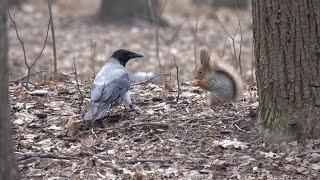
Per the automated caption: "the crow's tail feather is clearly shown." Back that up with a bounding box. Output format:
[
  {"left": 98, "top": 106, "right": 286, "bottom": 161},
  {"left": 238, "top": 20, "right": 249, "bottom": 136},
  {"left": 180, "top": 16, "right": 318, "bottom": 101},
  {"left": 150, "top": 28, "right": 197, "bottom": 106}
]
[{"left": 83, "top": 102, "right": 110, "bottom": 121}]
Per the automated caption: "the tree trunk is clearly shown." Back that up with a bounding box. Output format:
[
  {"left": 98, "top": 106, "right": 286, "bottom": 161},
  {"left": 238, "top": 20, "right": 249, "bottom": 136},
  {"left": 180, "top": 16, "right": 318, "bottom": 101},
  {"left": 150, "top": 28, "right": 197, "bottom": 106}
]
[
  {"left": 9, "top": 0, "right": 20, "bottom": 7},
  {"left": 252, "top": 0, "right": 320, "bottom": 142},
  {"left": 0, "top": 0, "right": 19, "bottom": 179},
  {"left": 98, "top": 0, "right": 167, "bottom": 26}
]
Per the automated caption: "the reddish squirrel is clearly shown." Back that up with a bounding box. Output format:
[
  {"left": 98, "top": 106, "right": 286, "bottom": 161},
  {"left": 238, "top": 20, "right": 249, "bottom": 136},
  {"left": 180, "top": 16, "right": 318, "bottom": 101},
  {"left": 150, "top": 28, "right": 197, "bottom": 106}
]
[{"left": 194, "top": 48, "right": 243, "bottom": 105}]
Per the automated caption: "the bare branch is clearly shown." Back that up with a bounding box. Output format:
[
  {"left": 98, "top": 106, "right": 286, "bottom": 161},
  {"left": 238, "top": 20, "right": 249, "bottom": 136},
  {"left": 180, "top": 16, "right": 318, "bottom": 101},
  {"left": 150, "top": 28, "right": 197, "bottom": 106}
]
[
  {"left": 126, "top": 159, "right": 171, "bottom": 164},
  {"left": 48, "top": 0, "right": 58, "bottom": 78},
  {"left": 10, "top": 70, "right": 48, "bottom": 83},
  {"left": 235, "top": 0, "right": 243, "bottom": 76},
  {"left": 8, "top": 11, "right": 28, "bottom": 69},
  {"left": 9, "top": 71, "right": 70, "bottom": 84},
  {"left": 30, "top": 18, "right": 51, "bottom": 68},
  {"left": 148, "top": 0, "right": 162, "bottom": 71},
  {"left": 212, "top": 12, "right": 232, "bottom": 38},
  {"left": 173, "top": 56, "right": 180, "bottom": 102},
  {"left": 251, "top": 35, "right": 255, "bottom": 83},
  {"left": 8, "top": 10, "right": 50, "bottom": 89},
  {"left": 164, "top": 14, "right": 191, "bottom": 66},
  {"left": 210, "top": 1, "right": 243, "bottom": 75},
  {"left": 73, "top": 58, "right": 84, "bottom": 107},
  {"left": 90, "top": 40, "right": 97, "bottom": 78},
  {"left": 221, "top": 35, "right": 229, "bottom": 58},
  {"left": 194, "top": 17, "right": 199, "bottom": 70}
]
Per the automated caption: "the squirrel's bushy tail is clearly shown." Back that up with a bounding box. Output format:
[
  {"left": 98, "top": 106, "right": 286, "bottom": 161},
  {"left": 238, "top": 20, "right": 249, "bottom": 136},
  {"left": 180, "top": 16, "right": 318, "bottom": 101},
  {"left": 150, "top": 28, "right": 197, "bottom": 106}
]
[{"left": 202, "top": 48, "right": 243, "bottom": 101}]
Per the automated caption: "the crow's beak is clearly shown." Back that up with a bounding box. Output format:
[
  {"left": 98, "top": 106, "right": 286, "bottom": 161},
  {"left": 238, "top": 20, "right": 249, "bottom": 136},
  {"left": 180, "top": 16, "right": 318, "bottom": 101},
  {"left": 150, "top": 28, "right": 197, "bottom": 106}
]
[{"left": 130, "top": 52, "right": 143, "bottom": 59}]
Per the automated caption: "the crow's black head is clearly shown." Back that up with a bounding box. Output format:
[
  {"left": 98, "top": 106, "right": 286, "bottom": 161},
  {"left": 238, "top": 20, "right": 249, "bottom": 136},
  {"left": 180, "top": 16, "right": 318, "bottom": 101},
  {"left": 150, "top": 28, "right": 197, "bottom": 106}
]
[{"left": 111, "top": 49, "right": 143, "bottom": 67}]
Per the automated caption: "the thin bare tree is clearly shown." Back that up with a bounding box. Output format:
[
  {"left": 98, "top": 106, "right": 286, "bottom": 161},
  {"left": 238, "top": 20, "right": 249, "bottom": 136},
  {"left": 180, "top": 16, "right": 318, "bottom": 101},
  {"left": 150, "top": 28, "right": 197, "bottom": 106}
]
[
  {"left": 48, "top": 0, "right": 57, "bottom": 78},
  {"left": 8, "top": 11, "right": 50, "bottom": 89},
  {"left": 0, "top": 0, "right": 19, "bottom": 178}
]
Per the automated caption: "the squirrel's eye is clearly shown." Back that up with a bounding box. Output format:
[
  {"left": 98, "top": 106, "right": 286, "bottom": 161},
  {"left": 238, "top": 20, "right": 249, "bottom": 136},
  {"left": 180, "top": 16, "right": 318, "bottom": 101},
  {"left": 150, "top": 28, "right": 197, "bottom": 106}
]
[{"left": 199, "top": 71, "right": 203, "bottom": 74}]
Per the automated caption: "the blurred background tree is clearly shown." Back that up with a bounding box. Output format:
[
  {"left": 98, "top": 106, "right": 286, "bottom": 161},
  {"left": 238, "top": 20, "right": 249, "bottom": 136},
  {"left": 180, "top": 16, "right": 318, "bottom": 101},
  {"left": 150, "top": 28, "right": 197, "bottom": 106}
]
[
  {"left": 9, "top": 0, "right": 21, "bottom": 7},
  {"left": 193, "top": 0, "right": 248, "bottom": 10},
  {"left": 98, "top": 0, "right": 168, "bottom": 26},
  {"left": 0, "top": 0, "right": 19, "bottom": 179}
]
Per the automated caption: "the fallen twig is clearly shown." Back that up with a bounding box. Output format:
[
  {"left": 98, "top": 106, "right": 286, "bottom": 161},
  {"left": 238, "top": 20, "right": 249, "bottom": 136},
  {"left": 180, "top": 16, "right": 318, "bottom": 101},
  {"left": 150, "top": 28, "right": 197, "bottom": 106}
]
[
  {"left": 16, "top": 153, "right": 79, "bottom": 165},
  {"left": 73, "top": 58, "right": 84, "bottom": 107},
  {"left": 9, "top": 70, "right": 70, "bottom": 84},
  {"left": 126, "top": 159, "right": 171, "bottom": 164},
  {"left": 234, "top": 123, "right": 246, "bottom": 132},
  {"left": 10, "top": 70, "right": 48, "bottom": 83},
  {"left": 90, "top": 154, "right": 123, "bottom": 173},
  {"left": 101, "top": 122, "right": 169, "bottom": 132}
]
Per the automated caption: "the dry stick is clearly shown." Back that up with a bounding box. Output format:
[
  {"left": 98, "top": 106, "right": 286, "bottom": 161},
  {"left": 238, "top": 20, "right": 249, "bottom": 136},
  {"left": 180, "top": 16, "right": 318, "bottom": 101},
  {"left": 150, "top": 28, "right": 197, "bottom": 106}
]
[
  {"left": 8, "top": 11, "right": 50, "bottom": 90},
  {"left": 212, "top": 9, "right": 242, "bottom": 70},
  {"left": 90, "top": 40, "right": 97, "bottom": 78},
  {"left": 48, "top": 0, "right": 57, "bottom": 79},
  {"left": 30, "top": 21, "right": 51, "bottom": 68},
  {"left": 8, "top": 12, "right": 29, "bottom": 88},
  {"left": 126, "top": 159, "right": 171, "bottom": 164},
  {"left": 148, "top": 0, "right": 161, "bottom": 71},
  {"left": 251, "top": 38, "right": 255, "bottom": 82},
  {"left": 173, "top": 56, "right": 180, "bottom": 102},
  {"left": 148, "top": 0, "right": 168, "bottom": 72},
  {"left": 221, "top": 35, "right": 229, "bottom": 58},
  {"left": 231, "top": 18, "right": 241, "bottom": 67},
  {"left": 10, "top": 71, "right": 69, "bottom": 84},
  {"left": 234, "top": 123, "right": 246, "bottom": 132},
  {"left": 194, "top": 17, "right": 199, "bottom": 69},
  {"left": 100, "top": 122, "right": 169, "bottom": 132},
  {"left": 234, "top": 0, "right": 243, "bottom": 76},
  {"left": 73, "top": 58, "right": 84, "bottom": 107},
  {"left": 17, "top": 153, "right": 78, "bottom": 165},
  {"left": 10, "top": 70, "right": 48, "bottom": 83},
  {"left": 163, "top": 13, "right": 192, "bottom": 81},
  {"left": 164, "top": 15, "right": 190, "bottom": 62}
]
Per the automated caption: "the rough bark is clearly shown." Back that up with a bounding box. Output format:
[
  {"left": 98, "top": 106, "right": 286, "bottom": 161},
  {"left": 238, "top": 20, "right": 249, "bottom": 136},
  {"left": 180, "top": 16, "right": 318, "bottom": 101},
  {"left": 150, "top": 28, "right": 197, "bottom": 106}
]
[
  {"left": 0, "top": 0, "right": 19, "bottom": 179},
  {"left": 252, "top": 0, "right": 320, "bottom": 142}
]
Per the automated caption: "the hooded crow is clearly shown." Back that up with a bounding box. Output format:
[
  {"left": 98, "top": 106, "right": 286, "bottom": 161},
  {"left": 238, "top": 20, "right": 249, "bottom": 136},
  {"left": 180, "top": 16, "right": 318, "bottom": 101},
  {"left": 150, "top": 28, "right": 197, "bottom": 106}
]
[{"left": 84, "top": 49, "right": 143, "bottom": 121}]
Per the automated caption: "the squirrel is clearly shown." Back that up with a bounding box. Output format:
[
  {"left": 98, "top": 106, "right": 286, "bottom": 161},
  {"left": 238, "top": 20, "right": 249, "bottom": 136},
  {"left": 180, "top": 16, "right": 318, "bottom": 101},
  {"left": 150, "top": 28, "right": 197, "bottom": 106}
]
[{"left": 194, "top": 48, "right": 243, "bottom": 105}]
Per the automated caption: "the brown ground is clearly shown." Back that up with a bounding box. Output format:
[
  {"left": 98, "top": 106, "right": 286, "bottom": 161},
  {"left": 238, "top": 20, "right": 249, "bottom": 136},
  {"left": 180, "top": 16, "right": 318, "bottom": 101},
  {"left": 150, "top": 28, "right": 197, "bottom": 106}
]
[{"left": 11, "top": 81, "right": 319, "bottom": 179}]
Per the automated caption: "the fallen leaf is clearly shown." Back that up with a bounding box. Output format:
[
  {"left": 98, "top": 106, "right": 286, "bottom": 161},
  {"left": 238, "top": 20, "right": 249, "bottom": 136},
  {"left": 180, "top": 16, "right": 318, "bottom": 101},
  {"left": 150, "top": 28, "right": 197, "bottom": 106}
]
[{"left": 29, "top": 89, "right": 49, "bottom": 96}]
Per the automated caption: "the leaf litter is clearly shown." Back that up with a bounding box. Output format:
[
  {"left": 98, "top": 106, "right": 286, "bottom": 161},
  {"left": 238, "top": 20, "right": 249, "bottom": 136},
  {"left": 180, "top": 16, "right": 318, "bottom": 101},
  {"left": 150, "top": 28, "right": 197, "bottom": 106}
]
[{"left": 10, "top": 81, "right": 320, "bottom": 179}]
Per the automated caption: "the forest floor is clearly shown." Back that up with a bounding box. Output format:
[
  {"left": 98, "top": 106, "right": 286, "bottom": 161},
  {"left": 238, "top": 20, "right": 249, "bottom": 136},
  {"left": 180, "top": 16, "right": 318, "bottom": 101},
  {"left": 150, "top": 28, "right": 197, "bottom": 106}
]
[
  {"left": 8, "top": 1, "right": 320, "bottom": 179},
  {"left": 10, "top": 81, "right": 320, "bottom": 179}
]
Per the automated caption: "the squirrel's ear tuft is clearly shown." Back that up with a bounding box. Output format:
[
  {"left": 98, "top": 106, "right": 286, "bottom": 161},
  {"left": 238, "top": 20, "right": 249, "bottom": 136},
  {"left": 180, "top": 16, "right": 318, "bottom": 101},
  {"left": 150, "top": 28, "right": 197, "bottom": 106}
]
[{"left": 200, "top": 48, "right": 210, "bottom": 66}]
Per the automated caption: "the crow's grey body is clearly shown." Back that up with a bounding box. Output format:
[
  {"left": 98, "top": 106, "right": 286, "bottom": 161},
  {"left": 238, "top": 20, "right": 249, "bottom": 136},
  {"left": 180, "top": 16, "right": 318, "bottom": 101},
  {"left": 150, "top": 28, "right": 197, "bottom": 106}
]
[{"left": 84, "top": 49, "right": 142, "bottom": 121}]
